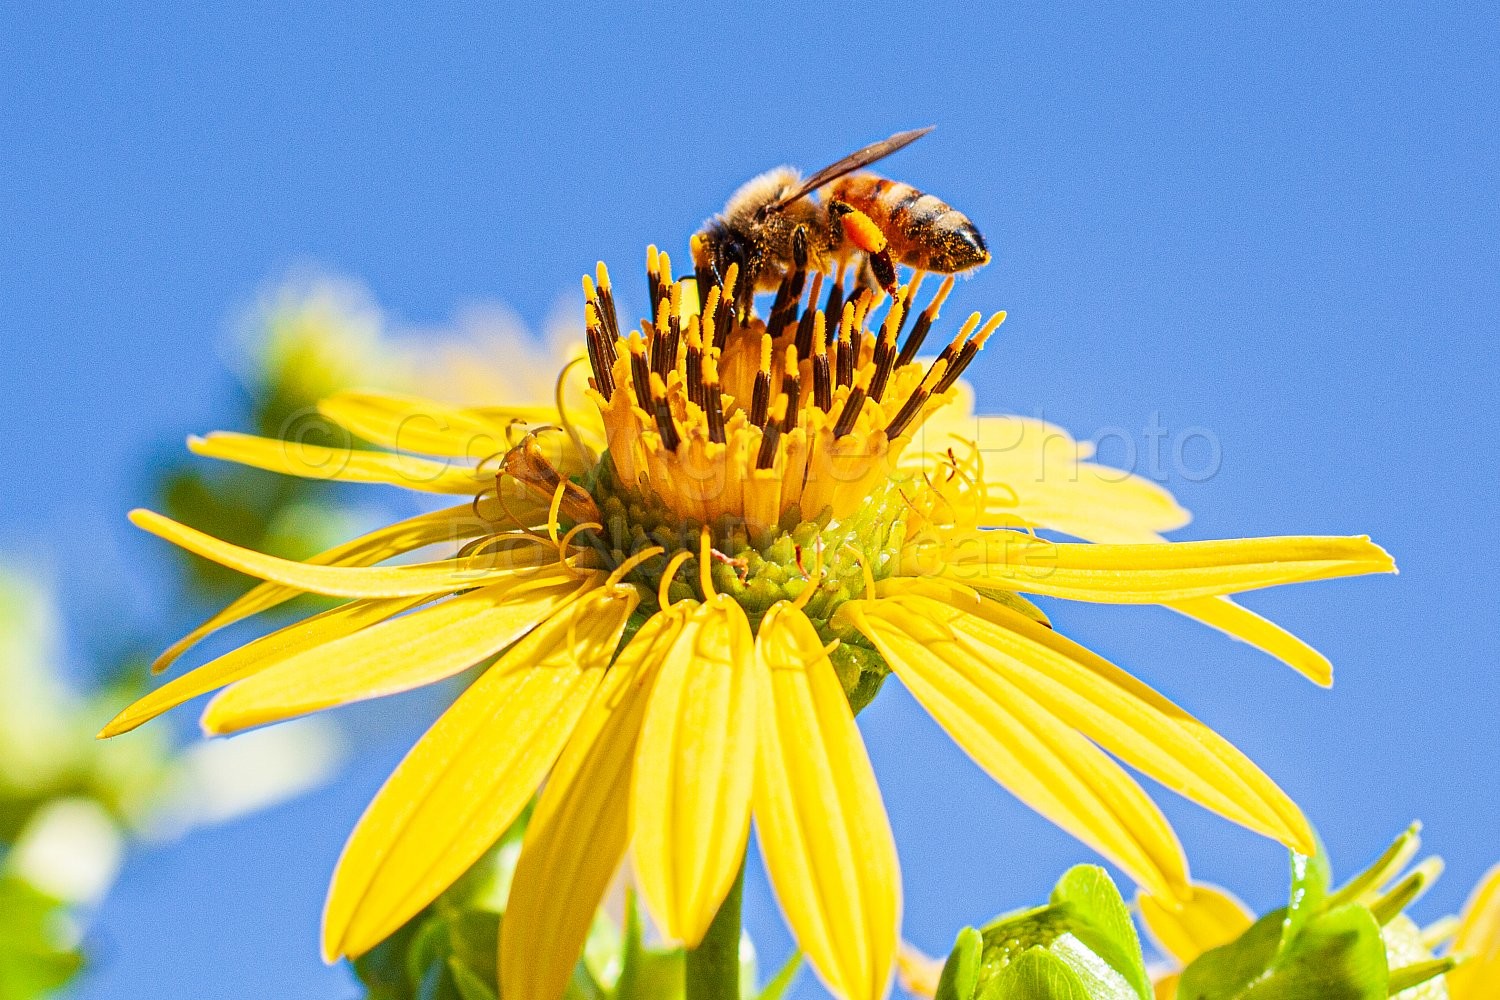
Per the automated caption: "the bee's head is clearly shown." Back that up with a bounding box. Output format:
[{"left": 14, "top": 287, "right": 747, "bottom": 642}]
[{"left": 696, "top": 217, "right": 756, "bottom": 291}]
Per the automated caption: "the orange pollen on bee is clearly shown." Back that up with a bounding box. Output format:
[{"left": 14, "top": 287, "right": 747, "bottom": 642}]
[
  {"left": 577, "top": 247, "right": 998, "bottom": 536},
  {"left": 840, "top": 208, "right": 888, "bottom": 254}
]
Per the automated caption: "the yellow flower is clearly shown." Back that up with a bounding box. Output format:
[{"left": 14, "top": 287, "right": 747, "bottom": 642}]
[{"left": 102, "top": 247, "right": 1393, "bottom": 1000}]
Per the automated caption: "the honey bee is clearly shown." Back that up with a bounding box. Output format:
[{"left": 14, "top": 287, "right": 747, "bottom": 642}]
[{"left": 693, "top": 126, "right": 990, "bottom": 310}]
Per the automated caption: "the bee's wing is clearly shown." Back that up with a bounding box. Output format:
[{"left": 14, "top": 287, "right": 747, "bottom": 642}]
[{"left": 770, "top": 126, "right": 934, "bottom": 209}]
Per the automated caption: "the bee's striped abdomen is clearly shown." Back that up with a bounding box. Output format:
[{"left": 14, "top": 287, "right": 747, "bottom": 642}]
[{"left": 830, "top": 173, "right": 990, "bottom": 274}]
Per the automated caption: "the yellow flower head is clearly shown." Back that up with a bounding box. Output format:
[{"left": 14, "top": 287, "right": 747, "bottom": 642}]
[{"left": 103, "top": 245, "right": 1395, "bottom": 1000}]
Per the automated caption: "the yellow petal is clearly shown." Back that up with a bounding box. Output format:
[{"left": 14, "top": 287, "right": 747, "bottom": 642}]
[
  {"left": 202, "top": 570, "right": 599, "bottom": 734},
  {"left": 990, "top": 461, "right": 1191, "bottom": 540},
  {"left": 99, "top": 595, "right": 427, "bottom": 738},
  {"left": 876, "top": 575, "right": 1051, "bottom": 628},
  {"left": 1031, "top": 524, "right": 1336, "bottom": 686},
  {"left": 322, "top": 582, "right": 637, "bottom": 960},
  {"left": 500, "top": 605, "right": 688, "bottom": 1000},
  {"left": 148, "top": 502, "right": 506, "bottom": 675},
  {"left": 841, "top": 598, "right": 1188, "bottom": 900},
  {"left": 877, "top": 588, "right": 1313, "bottom": 854},
  {"left": 632, "top": 595, "right": 758, "bottom": 947},
  {"left": 189, "top": 430, "right": 485, "bottom": 493},
  {"left": 1138, "top": 883, "right": 1254, "bottom": 967},
  {"left": 1167, "top": 596, "right": 1333, "bottom": 686},
  {"left": 1450, "top": 862, "right": 1500, "bottom": 999},
  {"left": 753, "top": 603, "right": 899, "bottom": 1000},
  {"left": 906, "top": 533, "right": 1395, "bottom": 603},
  {"left": 895, "top": 943, "right": 944, "bottom": 999},
  {"left": 131, "top": 509, "right": 565, "bottom": 599},
  {"left": 317, "top": 390, "right": 519, "bottom": 459}
]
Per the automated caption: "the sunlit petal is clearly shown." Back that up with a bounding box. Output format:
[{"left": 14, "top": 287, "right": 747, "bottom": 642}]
[
  {"left": 318, "top": 389, "right": 523, "bottom": 459},
  {"left": 632, "top": 595, "right": 758, "bottom": 947},
  {"left": 904, "top": 533, "right": 1395, "bottom": 603},
  {"left": 842, "top": 597, "right": 1189, "bottom": 900},
  {"left": 500, "top": 605, "right": 687, "bottom": 1000},
  {"left": 322, "top": 582, "right": 636, "bottom": 960},
  {"left": 130, "top": 508, "right": 566, "bottom": 599},
  {"left": 874, "top": 586, "right": 1313, "bottom": 853},
  {"left": 147, "top": 502, "right": 511, "bottom": 675},
  {"left": 1138, "top": 883, "right": 1254, "bottom": 968},
  {"left": 202, "top": 570, "right": 599, "bottom": 734},
  {"left": 188, "top": 430, "right": 486, "bottom": 493},
  {"left": 99, "top": 595, "right": 427, "bottom": 738},
  {"left": 754, "top": 603, "right": 899, "bottom": 1000},
  {"left": 1167, "top": 596, "right": 1333, "bottom": 686}
]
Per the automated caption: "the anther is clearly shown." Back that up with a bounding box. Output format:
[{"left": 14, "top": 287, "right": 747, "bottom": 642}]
[
  {"left": 812, "top": 311, "right": 832, "bottom": 412},
  {"left": 627, "top": 333, "right": 652, "bottom": 408},
  {"left": 702, "top": 352, "right": 726, "bottom": 444},
  {"left": 896, "top": 275, "right": 954, "bottom": 368},
  {"left": 749, "top": 333, "right": 772, "bottom": 427},
  {"left": 649, "top": 372, "right": 681, "bottom": 451},
  {"left": 835, "top": 311, "right": 855, "bottom": 388},
  {"left": 594, "top": 263, "right": 620, "bottom": 346},
  {"left": 823, "top": 261, "right": 847, "bottom": 334},
  {"left": 935, "top": 311, "right": 1004, "bottom": 393},
  {"left": 685, "top": 318, "right": 705, "bottom": 408},
  {"left": 885, "top": 359, "right": 948, "bottom": 439},
  {"left": 756, "top": 396, "right": 787, "bottom": 469},
  {"left": 781, "top": 344, "right": 801, "bottom": 431},
  {"left": 833, "top": 368, "right": 871, "bottom": 439}
]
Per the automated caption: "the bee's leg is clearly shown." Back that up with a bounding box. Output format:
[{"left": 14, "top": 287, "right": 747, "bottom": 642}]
[{"left": 829, "top": 200, "right": 898, "bottom": 296}]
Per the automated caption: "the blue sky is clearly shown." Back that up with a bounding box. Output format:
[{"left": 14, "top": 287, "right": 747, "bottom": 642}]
[{"left": 3, "top": 2, "right": 1497, "bottom": 996}]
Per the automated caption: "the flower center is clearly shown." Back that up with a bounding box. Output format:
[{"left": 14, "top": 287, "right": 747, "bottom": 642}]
[{"left": 578, "top": 248, "right": 1002, "bottom": 541}]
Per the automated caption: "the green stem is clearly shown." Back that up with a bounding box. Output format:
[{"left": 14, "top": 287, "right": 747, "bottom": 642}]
[{"left": 685, "top": 859, "right": 746, "bottom": 1000}]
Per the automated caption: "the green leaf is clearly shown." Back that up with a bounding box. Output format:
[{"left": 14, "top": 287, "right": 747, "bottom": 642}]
[
  {"left": 935, "top": 927, "right": 983, "bottom": 1000},
  {"left": 406, "top": 916, "right": 453, "bottom": 995},
  {"left": 756, "top": 953, "right": 801, "bottom": 1000},
  {"left": 980, "top": 948, "right": 1091, "bottom": 1000},
  {"left": 350, "top": 914, "right": 425, "bottom": 1000},
  {"left": 563, "top": 960, "right": 608, "bottom": 1000},
  {"left": 446, "top": 911, "right": 499, "bottom": 987},
  {"left": 448, "top": 959, "right": 499, "bottom": 1000}
]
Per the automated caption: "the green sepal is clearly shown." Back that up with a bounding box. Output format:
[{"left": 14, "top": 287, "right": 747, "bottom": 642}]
[
  {"left": 1386, "top": 957, "right": 1456, "bottom": 997},
  {"left": 1282, "top": 837, "right": 1333, "bottom": 953},
  {"left": 934, "top": 927, "right": 984, "bottom": 1000},
  {"left": 1046, "top": 866, "right": 1151, "bottom": 1000},
  {"left": 980, "top": 948, "right": 1091, "bottom": 1000},
  {"left": 614, "top": 887, "right": 685, "bottom": 1000},
  {"left": 1179, "top": 902, "right": 1388, "bottom": 1000}
]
